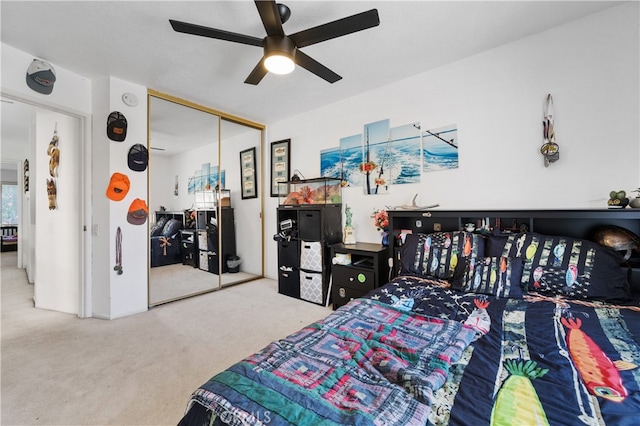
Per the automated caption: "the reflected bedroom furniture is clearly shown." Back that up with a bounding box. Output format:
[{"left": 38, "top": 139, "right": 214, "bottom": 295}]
[
  {"left": 195, "top": 207, "right": 236, "bottom": 274},
  {"left": 150, "top": 211, "right": 184, "bottom": 267},
  {"left": 1, "top": 225, "right": 18, "bottom": 252}
]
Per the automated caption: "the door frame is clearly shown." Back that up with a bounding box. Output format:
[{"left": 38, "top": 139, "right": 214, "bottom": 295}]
[{"left": 1, "top": 90, "right": 91, "bottom": 318}]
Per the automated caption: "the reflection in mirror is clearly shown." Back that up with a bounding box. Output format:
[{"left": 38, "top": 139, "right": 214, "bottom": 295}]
[
  {"left": 148, "top": 95, "right": 220, "bottom": 305},
  {"left": 147, "top": 92, "right": 265, "bottom": 306},
  {"left": 219, "top": 118, "right": 263, "bottom": 287}
]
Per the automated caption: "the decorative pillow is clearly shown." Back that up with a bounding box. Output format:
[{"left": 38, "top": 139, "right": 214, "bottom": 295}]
[
  {"left": 485, "top": 231, "right": 510, "bottom": 257},
  {"left": 150, "top": 216, "right": 168, "bottom": 237},
  {"left": 150, "top": 224, "right": 163, "bottom": 237},
  {"left": 503, "top": 232, "right": 630, "bottom": 301},
  {"left": 459, "top": 256, "right": 525, "bottom": 298},
  {"left": 161, "top": 218, "right": 182, "bottom": 238},
  {"left": 399, "top": 231, "right": 484, "bottom": 281}
]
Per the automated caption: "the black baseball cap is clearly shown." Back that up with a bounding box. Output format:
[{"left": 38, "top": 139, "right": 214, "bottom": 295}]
[
  {"left": 107, "top": 111, "right": 127, "bottom": 141},
  {"left": 128, "top": 144, "right": 148, "bottom": 172}
]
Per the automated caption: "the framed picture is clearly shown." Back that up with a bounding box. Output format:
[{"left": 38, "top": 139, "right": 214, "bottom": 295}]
[
  {"left": 270, "top": 139, "right": 290, "bottom": 197},
  {"left": 240, "top": 147, "right": 258, "bottom": 200}
]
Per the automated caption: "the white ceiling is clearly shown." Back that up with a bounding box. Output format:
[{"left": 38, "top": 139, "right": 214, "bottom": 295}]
[{"left": 0, "top": 1, "right": 624, "bottom": 128}]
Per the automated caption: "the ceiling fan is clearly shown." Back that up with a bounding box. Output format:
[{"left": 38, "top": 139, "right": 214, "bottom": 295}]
[{"left": 169, "top": 1, "right": 380, "bottom": 85}]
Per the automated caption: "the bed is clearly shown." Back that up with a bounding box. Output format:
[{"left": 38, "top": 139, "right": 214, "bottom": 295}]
[
  {"left": 179, "top": 209, "right": 640, "bottom": 426},
  {"left": 1, "top": 225, "right": 18, "bottom": 252}
]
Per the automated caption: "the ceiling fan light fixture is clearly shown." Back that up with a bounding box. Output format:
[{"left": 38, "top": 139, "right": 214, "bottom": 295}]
[
  {"left": 265, "top": 54, "right": 295, "bottom": 74},
  {"left": 264, "top": 36, "right": 296, "bottom": 75}
]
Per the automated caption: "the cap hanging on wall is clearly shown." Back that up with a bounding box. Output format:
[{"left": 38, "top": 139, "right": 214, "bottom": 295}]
[
  {"left": 107, "top": 111, "right": 128, "bottom": 142},
  {"left": 26, "top": 59, "right": 56, "bottom": 95},
  {"left": 106, "top": 172, "right": 130, "bottom": 201},
  {"left": 128, "top": 144, "right": 148, "bottom": 172},
  {"left": 127, "top": 198, "right": 148, "bottom": 225}
]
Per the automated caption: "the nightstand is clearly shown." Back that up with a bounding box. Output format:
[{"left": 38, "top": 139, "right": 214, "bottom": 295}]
[{"left": 330, "top": 242, "right": 390, "bottom": 310}]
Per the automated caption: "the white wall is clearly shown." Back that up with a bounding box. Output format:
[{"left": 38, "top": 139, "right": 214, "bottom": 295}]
[
  {"left": 106, "top": 77, "right": 149, "bottom": 319},
  {"left": 263, "top": 3, "right": 640, "bottom": 279},
  {"left": 148, "top": 154, "right": 173, "bottom": 217},
  {"left": 91, "top": 76, "right": 149, "bottom": 319}
]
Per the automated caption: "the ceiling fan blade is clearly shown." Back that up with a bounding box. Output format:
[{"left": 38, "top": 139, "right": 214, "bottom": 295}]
[
  {"left": 169, "top": 19, "right": 263, "bottom": 47},
  {"left": 295, "top": 51, "right": 341, "bottom": 84},
  {"left": 289, "top": 9, "right": 379, "bottom": 48},
  {"left": 244, "top": 58, "right": 268, "bottom": 85},
  {"left": 254, "top": 0, "right": 284, "bottom": 37}
]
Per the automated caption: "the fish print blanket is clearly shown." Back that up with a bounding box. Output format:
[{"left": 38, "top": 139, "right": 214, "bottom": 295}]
[
  {"left": 185, "top": 298, "right": 478, "bottom": 425},
  {"left": 365, "top": 275, "right": 640, "bottom": 426}
]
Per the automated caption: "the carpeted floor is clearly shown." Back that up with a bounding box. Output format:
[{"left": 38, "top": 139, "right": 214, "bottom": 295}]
[{"left": 1, "top": 251, "right": 331, "bottom": 425}]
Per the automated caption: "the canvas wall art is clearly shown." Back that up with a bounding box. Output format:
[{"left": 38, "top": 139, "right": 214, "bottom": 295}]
[
  {"left": 320, "top": 147, "right": 342, "bottom": 180},
  {"left": 388, "top": 122, "right": 421, "bottom": 185},
  {"left": 339, "top": 134, "right": 364, "bottom": 188},
  {"left": 362, "top": 119, "right": 390, "bottom": 195},
  {"left": 188, "top": 163, "right": 225, "bottom": 194},
  {"left": 422, "top": 124, "right": 459, "bottom": 172}
]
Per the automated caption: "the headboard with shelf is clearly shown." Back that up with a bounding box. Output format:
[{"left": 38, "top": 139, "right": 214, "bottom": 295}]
[{"left": 388, "top": 209, "right": 640, "bottom": 294}]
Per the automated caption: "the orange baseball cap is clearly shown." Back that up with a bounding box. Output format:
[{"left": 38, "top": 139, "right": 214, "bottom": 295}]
[
  {"left": 106, "top": 172, "right": 130, "bottom": 201},
  {"left": 127, "top": 198, "right": 148, "bottom": 225}
]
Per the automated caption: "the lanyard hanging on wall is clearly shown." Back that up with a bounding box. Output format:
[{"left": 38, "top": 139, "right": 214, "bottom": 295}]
[
  {"left": 114, "top": 226, "right": 123, "bottom": 275},
  {"left": 540, "top": 94, "right": 559, "bottom": 167}
]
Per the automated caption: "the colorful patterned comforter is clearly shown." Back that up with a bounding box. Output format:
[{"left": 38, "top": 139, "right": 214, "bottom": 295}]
[
  {"left": 182, "top": 297, "right": 478, "bottom": 425},
  {"left": 181, "top": 275, "right": 640, "bottom": 425}
]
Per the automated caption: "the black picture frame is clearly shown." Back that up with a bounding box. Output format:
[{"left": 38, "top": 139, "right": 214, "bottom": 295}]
[
  {"left": 240, "top": 147, "right": 258, "bottom": 200},
  {"left": 270, "top": 139, "right": 290, "bottom": 197}
]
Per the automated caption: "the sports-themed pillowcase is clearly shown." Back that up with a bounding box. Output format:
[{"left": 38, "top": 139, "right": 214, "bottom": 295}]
[
  {"left": 459, "top": 256, "right": 525, "bottom": 298},
  {"left": 399, "top": 231, "right": 484, "bottom": 281},
  {"left": 503, "top": 232, "right": 630, "bottom": 301}
]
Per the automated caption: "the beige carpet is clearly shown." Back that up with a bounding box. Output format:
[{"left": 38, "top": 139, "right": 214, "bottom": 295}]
[
  {"left": 1, "top": 251, "right": 331, "bottom": 425},
  {"left": 149, "top": 262, "right": 259, "bottom": 306}
]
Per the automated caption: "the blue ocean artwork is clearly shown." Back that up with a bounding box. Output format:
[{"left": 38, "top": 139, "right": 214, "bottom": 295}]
[
  {"left": 389, "top": 123, "right": 421, "bottom": 185},
  {"left": 320, "top": 147, "right": 341, "bottom": 179},
  {"left": 340, "top": 134, "right": 363, "bottom": 187},
  {"left": 188, "top": 167, "right": 225, "bottom": 194},
  {"left": 208, "top": 166, "right": 225, "bottom": 189},
  {"left": 422, "top": 124, "right": 458, "bottom": 173},
  {"left": 363, "top": 119, "right": 390, "bottom": 195}
]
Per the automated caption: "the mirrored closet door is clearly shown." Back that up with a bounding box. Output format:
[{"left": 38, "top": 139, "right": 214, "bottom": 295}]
[{"left": 148, "top": 90, "right": 265, "bottom": 306}]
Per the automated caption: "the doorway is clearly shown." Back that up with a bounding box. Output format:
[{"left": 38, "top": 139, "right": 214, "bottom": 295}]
[{"left": 0, "top": 93, "right": 87, "bottom": 316}]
